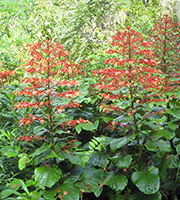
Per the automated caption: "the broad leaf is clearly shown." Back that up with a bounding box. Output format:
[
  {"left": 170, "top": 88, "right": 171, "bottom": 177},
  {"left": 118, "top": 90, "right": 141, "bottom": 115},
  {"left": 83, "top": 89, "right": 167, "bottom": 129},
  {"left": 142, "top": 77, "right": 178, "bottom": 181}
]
[
  {"left": 153, "top": 129, "right": 175, "bottom": 140},
  {"left": 176, "top": 143, "right": 180, "bottom": 154},
  {"left": 145, "top": 139, "right": 171, "bottom": 152},
  {"left": 167, "top": 108, "right": 180, "bottom": 119},
  {"left": 110, "top": 135, "right": 135, "bottom": 153},
  {"left": 2, "top": 145, "right": 20, "bottom": 157},
  {"left": 167, "top": 155, "right": 180, "bottom": 168},
  {"left": 18, "top": 154, "right": 31, "bottom": 170},
  {"left": 76, "top": 167, "right": 105, "bottom": 197},
  {"left": 2, "top": 179, "right": 22, "bottom": 198},
  {"left": 35, "top": 165, "right": 62, "bottom": 188},
  {"left": 32, "top": 143, "right": 50, "bottom": 158},
  {"left": 89, "top": 153, "right": 107, "bottom": 168},
  {"left": 44, "top": 179, "right": 80, "bottom": 200},
  {"left": 111, "top": 155, "right": 132, "bottom": 169},
  {"left": 102, "top": 172, "right": 128, "bottom": 192},
  {"left": 129, "top": 191, "right": 162, "bottom": 200},
  {"left": 131, "top": 166, "right": 160, "bottom": 194}
]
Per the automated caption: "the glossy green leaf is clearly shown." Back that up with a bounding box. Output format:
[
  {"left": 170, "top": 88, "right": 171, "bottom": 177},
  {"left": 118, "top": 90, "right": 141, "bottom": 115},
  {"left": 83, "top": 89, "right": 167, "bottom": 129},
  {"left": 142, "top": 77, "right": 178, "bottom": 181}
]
[
  {"left": 176, "top": 143, "right": 180, "bottom": 154},
  {"left": 168, "top": 122, "right": 178, "bottom": 131},
  {"left": 153, "top": 129, "right": 175, "bottom": 140},
  {"left": 129, "top": 191, "right": 162, "bottom": 200},
  {"left": 44, "top": 179, "right": 80, "bottom": 200},
  {"left": 2, "top": 179, "right": 22, "bottom": 198},
  {"left": 131, "top": 167, "right": 160, "bottom": 194},
  {"left": 18, "top": 154, "right": 31, "bottom": 170},
  {"left": 2, "top": 145, "right": 20, "bottom": 157},
  {"left": 167, "top": 155, "right": 180, "bottom": 168},
  {"left": 32, "top": 143, "right": 50, "bottom": 158},
  {"left": 110, "top": 135, "right": 135, "bottom": 153},
  {"left": 35, "top": 165, "right": 62, "bottom": 188},
  {"left": 80, "top": 122, "right": 96, "bottom": 131},
  {"left": 64, "top": 152, "right": 90, "bottom": 167},
  {"left": 111, "top": 155, "right": 132, "bottom": 169},
  {"left": 102, "top": 172, "right": 128, "bottom": 192},
  {"left": 89, "top": 153, "right": 107, "bottom": 168},
  {"left": 145, "top": 139, "right": 171, "bottom": 152},
  {"left": 76, "top": 167, "right": 105, "bottom": 197},
  {"left": 167, "top": 108, "right": 180, "bottom": 119}
]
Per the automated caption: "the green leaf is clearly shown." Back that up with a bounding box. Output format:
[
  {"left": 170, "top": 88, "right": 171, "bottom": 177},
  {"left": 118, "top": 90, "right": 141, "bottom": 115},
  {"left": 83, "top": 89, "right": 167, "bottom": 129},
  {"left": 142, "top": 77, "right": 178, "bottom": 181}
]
[
  {"left": 129, "top": 191, "right": 162, "bottom": 200},
  {"left": 167, "top": 155, "right": 180, "bottom": 168},
  {"left": 167, "top": 108, "right": 180, "bottom": 119},
  {"left": 153, "top": 129, "right": 175, "bottom": 140},
  {"left": 44, "top": 179, "right": 80, "bottom": 200},
  {"left": 35, "top": 165, "right": 62, "bottom": 188},
  {"left": 2, "top": 145, "right": 20, "bottom": 157},
  {"left": 75, "top": 124, "right": 82, "bottom": 133},
  {"left": 89, "top": 153, "right": 107, "bottom": 168},
  {"left": 64, "top": 152, "right": 90, "bottom": 167},
  {"left": 2, "top": 179, "right": 22, "bottom": 198},
  {"left": 131, "top": 167, "right": 160, "bottom": 194},
  {"left": 32, "top": 143, "right": 50, "bottom": 158},
  {"left": 33, "top": 124, "right": 47, "bottom": 135},
  {"left": 80, "top": 122, "right": 96, "bottom": 131},
  {"left": 111, "top": 155, "right": 132, "bottom": 169},
  {"left": 102, "top": 172, "right": 128, "bottom": 192},
  {"left": 145, "top": 139, "right": 171, "bottom": 152},
  {"left": 94, "top": 120, "right": 99, "bottom": 129},
  {"left": 18, "top": 154, "right": 31, "bottom": 170},
  {"left": 110, "top": 135, "right": 135, "bottom": 153},
  {"left": 76, "top": 167, "right": 105, "bottom": 197},
  {"left": 168, "top": 122, "right": 178, "bottom": 131},
  {"left": 176, "top": 143, "right": 180, "bottom": 154}
]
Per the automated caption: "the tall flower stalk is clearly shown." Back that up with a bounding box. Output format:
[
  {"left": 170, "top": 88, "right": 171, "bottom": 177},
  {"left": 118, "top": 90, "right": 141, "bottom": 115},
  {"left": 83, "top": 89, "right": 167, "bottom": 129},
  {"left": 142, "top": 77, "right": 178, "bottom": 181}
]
[
  {"left": 14, "top": 40, "right": 85, "bottom": 150},
  {"left": 150, "top": 14, "right": 180, "bottom": 151},
  {"left": 92, "top": 27, "right": 163, "bottom": 169}
]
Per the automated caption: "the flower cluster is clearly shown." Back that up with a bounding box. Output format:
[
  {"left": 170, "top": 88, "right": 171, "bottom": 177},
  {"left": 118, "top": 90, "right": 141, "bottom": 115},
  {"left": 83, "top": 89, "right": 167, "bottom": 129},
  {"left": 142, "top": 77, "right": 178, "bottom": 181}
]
[
  {"left": 0, "top": 70, "right": 15, "bottom": 87},
  {"left": 150, "top": 14, "right": 180, "bottom": 94},
  {"left": 61, "top": 118, "right": 90, "bottom": 130},
  {"left": 16, "top": 135, "right": 45, "bottom": 142},
  {"left": 19, "top": 114, "right": 44, "bottom": 126},
  {"left": 15, "top": 40, "right": 83, "bottom": 128},
  {"left": 92, "top": 26, "right": 166, "bottom": 133}
]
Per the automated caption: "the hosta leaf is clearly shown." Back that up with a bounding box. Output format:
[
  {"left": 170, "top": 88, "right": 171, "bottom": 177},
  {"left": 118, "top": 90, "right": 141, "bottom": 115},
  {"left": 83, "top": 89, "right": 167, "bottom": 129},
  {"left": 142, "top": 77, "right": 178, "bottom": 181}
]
[
  {"left": 35, "top": 165, "right": 62, "bottom": 188},
  {"left": 18, "top": 154, "right": 31, "bottom": 170},
  {"left": 102, "top": 172, "right": 128, "bottom": 192},
  {"left": 131, "top": 167, "right": 160, "bottom": 194},
  {"left": 111, "top": 155, "right": 132, "bottom": 169}
]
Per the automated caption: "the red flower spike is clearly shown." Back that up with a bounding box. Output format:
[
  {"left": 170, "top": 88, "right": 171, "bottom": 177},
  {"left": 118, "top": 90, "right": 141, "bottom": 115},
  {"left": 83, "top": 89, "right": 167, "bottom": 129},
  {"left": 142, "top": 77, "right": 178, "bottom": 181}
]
[
  {"left": 92, "top": 26, "right": 165, "bottom": 133},
  {"left": 15, "top": 40, "right": 87, "bottom": 146},
  {"left": 150, "top": 14, "right": 180, "bottom": 94}
]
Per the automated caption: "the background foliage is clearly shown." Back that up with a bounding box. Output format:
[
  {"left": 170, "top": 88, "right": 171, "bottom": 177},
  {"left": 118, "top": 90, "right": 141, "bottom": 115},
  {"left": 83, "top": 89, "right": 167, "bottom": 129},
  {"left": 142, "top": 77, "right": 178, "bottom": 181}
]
[{"left": 0, "top": 0, "right": 180, "bottom": 200}]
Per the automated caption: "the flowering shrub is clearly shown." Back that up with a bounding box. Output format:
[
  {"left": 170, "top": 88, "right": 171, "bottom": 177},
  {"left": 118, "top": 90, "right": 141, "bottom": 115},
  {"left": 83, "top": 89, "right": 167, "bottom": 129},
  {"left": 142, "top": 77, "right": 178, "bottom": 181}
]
[{"left": 0, "top": 15, "right": 180, "bottom": 200}]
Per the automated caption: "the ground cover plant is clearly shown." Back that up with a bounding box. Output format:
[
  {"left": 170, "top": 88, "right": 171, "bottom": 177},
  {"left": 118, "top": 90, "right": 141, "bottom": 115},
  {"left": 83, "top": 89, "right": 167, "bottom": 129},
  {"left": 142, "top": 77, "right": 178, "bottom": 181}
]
[{"left": 0, "top": 14, "right": 180, "bottom": 200}]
